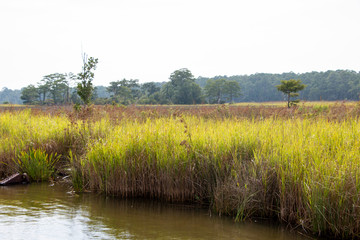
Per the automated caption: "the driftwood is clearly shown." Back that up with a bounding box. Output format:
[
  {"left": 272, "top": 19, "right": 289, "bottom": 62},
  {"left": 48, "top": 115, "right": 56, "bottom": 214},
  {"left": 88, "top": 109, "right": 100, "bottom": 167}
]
[{"left": 0, "top": 173, "right": 30, "bottom": 186}]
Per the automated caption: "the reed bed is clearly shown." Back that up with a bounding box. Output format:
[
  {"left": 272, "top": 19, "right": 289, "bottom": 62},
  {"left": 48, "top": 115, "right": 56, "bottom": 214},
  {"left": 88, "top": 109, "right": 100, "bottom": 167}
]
[{"left": 0, "top": 104, "right": 359, "bottom": 239}]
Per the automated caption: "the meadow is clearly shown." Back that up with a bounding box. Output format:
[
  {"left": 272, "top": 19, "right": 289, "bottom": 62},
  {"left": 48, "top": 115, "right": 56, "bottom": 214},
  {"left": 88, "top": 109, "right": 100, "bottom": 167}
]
[{"left": 0, "top": 102, "right": 359, "bottom": 239}]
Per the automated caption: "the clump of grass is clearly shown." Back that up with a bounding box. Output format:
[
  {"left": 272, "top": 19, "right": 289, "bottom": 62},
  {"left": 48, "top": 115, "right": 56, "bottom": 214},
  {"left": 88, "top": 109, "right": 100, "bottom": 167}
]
[
  {"left": 13, "top": 148, "right": 60, "bottom": 182},
  {"left": 68, "top": 150, "right": 86, "bottom": 192}
]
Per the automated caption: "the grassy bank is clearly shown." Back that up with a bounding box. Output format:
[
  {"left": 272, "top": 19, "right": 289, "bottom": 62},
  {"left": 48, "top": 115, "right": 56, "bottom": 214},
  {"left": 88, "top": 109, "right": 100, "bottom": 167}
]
[{"left": 0, "top": 105, "right": 359, "bottom": 239}]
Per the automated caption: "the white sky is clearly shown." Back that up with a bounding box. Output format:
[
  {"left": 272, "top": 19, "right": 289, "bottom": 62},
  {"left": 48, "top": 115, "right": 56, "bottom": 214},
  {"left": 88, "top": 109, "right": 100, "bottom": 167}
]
[{"left": 1, "top": 0, "right": 359, "bottom": 90}]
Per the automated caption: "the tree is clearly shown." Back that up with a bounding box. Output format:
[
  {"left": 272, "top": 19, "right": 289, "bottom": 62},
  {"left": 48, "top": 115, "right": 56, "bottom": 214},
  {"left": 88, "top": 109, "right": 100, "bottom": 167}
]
[
  {"left": 223, "top": 80, "right": 241, "bottom": 103},
  {"left": 77, "top": 53, "right": 98, "bottom": 105},
  {"left": 42, "top": 73, "right": 68, "bottom": 105},
  {"left": 276, "top": 79, "right": 306, "bottom": 108},
  {"left": 204, "top": 79, "right": 226, "bottom": 103},
  {"left": 21, "top": 85, "right": 39, "bottom": 104},
  {"left": 37, "top": 81, "right": 50, "bottom": 104},
  {"left": 204, "top": 79, "right": 241, "bottom": 103},
  {"left": 138, "top": 82, "right": 161, "bottom": 104},
  {"left": 170, "top": 68, "right": 194, "bottom": 85},
  {"left": 162, "top": 68, "right": 202, "bottom": 104},
  {"left": 107, "top": 79, "right": 140, "bottom": 104},
  {"left": 141, "top": 82, "right": 160, "bottom": 97},
  {"left": 160, "top": 82, "right": 174, "bottom": 104}
]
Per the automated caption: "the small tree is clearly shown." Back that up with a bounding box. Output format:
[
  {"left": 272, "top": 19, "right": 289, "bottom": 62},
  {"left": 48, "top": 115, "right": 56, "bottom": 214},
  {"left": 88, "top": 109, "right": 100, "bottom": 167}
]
[
  {"left": 77, "top": 53, "right": 98, "bottom": 105},
  {"left": 276, "top": 79, "right": 306, "bottom": 108}
]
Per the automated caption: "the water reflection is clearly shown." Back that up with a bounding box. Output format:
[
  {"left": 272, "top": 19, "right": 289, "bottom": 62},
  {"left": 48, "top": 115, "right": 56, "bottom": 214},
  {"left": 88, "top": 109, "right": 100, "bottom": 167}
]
[{"left": 0, "top": 183, "right": 308, "bottom": 240}]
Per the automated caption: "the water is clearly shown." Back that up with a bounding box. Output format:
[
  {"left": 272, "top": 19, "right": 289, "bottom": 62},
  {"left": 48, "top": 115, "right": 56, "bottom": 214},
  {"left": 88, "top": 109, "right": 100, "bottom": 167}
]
[{"left": 0, "top": 183, "right": 309, "bottom": 240}]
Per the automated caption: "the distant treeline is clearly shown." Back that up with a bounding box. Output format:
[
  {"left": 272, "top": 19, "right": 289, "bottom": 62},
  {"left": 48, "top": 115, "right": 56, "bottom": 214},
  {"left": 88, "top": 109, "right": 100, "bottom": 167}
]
[
  {"left": 1, "top": 69, "right": 359, "bottom": 105},
  {"left": 197, "top": 70, "right": 360, "bottom": 102},
  {"left": 0, "top": 88, "right": 22, "bottom": 104}
]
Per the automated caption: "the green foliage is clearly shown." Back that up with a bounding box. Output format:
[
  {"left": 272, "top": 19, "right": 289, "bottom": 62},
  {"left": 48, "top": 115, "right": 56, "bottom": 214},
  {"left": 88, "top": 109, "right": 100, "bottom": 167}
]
[
  {"left": 73, "top": 103, "right": 82, "bottom": 112},
  {"left": 20, "top": 73, "right": 75, "bottom": 105},
  {"left": 197, "top": 70, "right": 360, "bottom": 102},
  {"left": 77, "top": 54, "right": 98, "bottom": 105},
  {"left": 107, "top": 79, "right": 140, "bottom": 105},
  {"left": 204, "top": 79, "right": 241, "bottom": 103},
  {"left": 223, "top": 80, "right": 241, "bottom": 102},
  {"left": 21, "top": 84, "right": 39, "bottom": 104},
  {"left": 37, "top": 81, "right": 51, "bottom": 104},
  {"left": 141, "top": 82, "right": 160, "bottom": 98},
  {"left": 42, "top": 73, "right": 68, "bottom": 105},
  {"left": 276, "top": 79, "right": 306, "bottom": 107},
  {"left": 137, "top": 82, "right": 162, "bottom": 104},
  {"left": 14, "top": 148, "right": 60, "bottom": 182},
  {"left": 13, "top": 69, "right": 360, "bottom": 106},
  {"left": 162, "top": 68, "right": 203, "bottom": 104},
  {"left": 204, "top": 79, "right": 226, "bottom": 103}
]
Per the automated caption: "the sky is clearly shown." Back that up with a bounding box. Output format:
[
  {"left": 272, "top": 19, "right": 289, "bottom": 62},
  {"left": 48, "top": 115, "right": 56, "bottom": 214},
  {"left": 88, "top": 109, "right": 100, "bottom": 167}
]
[{"left": 0, "top": 0, "right": 359, "bottom": 90}]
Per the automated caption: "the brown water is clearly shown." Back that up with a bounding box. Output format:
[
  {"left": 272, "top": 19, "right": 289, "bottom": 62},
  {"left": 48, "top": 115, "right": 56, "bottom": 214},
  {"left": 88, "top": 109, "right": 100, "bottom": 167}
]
[{"left": 0, "top": 183, "right": 310, "bottom": 240}]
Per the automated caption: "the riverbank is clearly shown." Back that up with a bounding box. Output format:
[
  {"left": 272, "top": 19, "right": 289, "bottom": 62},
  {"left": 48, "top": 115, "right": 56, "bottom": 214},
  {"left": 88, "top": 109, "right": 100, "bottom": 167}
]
[{"left": 0, "top": 104, "right": 359, "bottom": 239}]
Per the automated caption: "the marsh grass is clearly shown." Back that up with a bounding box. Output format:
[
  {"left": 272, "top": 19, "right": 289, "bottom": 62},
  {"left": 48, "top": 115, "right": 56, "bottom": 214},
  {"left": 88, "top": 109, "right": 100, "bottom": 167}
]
[
  {"left": 0, "top": 104, "right": 359, "bottom": 239},
  {"left": 70, "top": 114, "right": 360, "bottom": 238},
  {"left": 14, "top": 148, "right": 60, "bottom": 182}
]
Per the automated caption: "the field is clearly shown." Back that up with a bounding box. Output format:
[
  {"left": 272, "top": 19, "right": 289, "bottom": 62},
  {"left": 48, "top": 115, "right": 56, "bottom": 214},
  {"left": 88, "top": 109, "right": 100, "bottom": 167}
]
[{"left": 0, "top": 102, "right": 359, "bottom": 239}]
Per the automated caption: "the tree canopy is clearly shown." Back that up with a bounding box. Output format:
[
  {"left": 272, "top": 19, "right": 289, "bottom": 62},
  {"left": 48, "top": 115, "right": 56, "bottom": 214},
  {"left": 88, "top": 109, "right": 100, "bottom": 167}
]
[
  {"left": 107, "top": 79, "right": 140, "bottom": 105},
  {"left": 204, "top": 79, "right": 241, "bottom": 103},
  {"left": 162, "top": 68, "right": 203, "bottom": 104}
]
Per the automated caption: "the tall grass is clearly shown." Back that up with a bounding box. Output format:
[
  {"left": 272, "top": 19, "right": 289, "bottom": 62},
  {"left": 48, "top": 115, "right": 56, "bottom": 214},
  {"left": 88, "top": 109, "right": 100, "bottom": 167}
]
[
  {"left": 0, "top": 105, "right": 359, "bottom": 239},
  {"left": 70, "top": 114, "right": 359, "bottom": 239},
  {"left": 0, "top": 109, "right": 112, "bottom": 178}
]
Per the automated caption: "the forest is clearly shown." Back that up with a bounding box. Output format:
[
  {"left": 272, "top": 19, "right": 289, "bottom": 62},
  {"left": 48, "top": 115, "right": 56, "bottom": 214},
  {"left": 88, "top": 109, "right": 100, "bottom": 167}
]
[
  {"left": 0, "top": 69, "right": 359, "bottom": 105},
  {"left": 197, "top": 69, "right": 360, "bottom": 102}
]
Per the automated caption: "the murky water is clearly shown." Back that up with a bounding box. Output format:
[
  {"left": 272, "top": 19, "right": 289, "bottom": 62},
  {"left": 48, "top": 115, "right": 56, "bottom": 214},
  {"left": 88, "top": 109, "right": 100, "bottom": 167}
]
[{"left": 0, "top": 183, "right": 309, "bottom": 240}]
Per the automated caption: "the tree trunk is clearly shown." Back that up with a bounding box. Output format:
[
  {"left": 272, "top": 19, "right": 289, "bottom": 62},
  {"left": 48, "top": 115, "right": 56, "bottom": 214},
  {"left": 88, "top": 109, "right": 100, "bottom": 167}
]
[{"left": 287, "top": 93, "right": 291, "bottom": 108}]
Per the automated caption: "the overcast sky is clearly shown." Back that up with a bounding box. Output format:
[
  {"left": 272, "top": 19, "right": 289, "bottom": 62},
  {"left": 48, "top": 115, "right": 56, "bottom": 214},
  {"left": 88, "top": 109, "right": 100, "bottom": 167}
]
[{"left": 1, "top": 0, "right": 359, "bottom": 90}]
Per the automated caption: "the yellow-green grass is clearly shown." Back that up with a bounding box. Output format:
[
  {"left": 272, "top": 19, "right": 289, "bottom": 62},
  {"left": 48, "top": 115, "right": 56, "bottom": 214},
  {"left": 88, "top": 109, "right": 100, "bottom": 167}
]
[
  {"left": 73, "top": 115, "right": 359, "bottom": 239},
  {"left": 0, "top": 109, "right": 113, "bottom": 178},
  {"left": 0, "top": 108, "right": 359, "bottom": 239}
]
